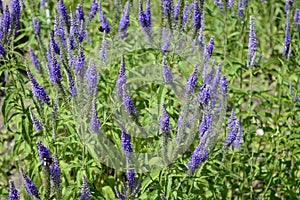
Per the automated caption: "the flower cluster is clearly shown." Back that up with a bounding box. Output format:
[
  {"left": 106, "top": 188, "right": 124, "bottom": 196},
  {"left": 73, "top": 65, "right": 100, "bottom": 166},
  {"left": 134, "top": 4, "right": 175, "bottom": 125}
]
[
  {"left": 162, "top": 57, "right": 173, "bottom": 84},
  {"left": 4, "top": 0, "right": 253, "bottom": 198},
  {"left": 116, "top": 121, "right": 141, "bottom": 199},
  {"left": 294, "top": 9, "right": 300, "bottom": 31},
  {"left": 27, "top": 67, "right": 50, "bottom": 104},
  {"left": 188, "top": 144, "right": 209, "bottom": 173},
  {"left": 138, "top": 0, "right": 152, "bottom": 35},
  {"left": 30, "top": 110, "right": 43, "bottom": 132},
  {"left": 29, "top": 47, "right": 42, "bottom": 72},
  {"left": 32, "top": 17, "right": 40, "bottom": 35},
  {"left": 90, "top": 100, "right": 101, "bottom": 134},
  {"left": 193, "top": 0, "right": 202, "bottom": 30},
  {"left": 119, "top": 3, "right": 131, "bottom": 38},
  {"left": 160, "top": 103, "right": 172, "bottom": 135},
  {"left": 283, "top": 18, "right": 291, "bottom": 59},
  {"left": 21, "top": 170, "right": 40, "bottom": 199},
  {"left": 9, "top": 181, "right": 20, "bottom": 200},
  {"left": 80, "top": 176, "right": 90, "bottom": 200},
  {"left": 99, "top": 4, "right": 111, "bottom": 33},
  {"left": 116, "top": 56, "right": 127, "bottom": 96},
  {"left": 248, "top": 16, "right": 257, "bottom": 66},
  {"left": 224, "top": 110, "right": 243, "bottom": 149},
  {"left": 88, "top": 0, "right": 98, "bottom": 20}
]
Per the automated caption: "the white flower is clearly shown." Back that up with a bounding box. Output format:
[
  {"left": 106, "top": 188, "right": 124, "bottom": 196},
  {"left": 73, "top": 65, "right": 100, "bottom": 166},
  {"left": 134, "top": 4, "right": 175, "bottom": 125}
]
[{"left": 256, "top": 128, "right": 264, "bottom": 136}]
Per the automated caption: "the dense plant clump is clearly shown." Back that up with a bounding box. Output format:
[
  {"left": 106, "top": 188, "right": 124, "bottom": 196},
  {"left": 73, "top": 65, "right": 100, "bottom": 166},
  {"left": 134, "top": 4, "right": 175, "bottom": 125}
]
[{"left": 0, "top": 0, "right": 299, "bottom": 199}]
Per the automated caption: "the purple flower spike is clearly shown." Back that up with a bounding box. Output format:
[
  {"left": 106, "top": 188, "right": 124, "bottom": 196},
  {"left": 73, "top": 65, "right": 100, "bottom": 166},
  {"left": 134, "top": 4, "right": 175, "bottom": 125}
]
[
  {"left": 78, "top": 20, "right": 87, "bottom": 43},
  {"left": 234, "top": 122, "right": 243, "bottom": 149},
  {"left": 57, "top": 0, "right": 69, "bottom": 25},
  {"left": 182, "top": 2, "right": 191, "bottom": 27},
  {"left": 174, "top": 0, "right": 180, "bottom": 20},
  {"left": 32, "top": 17, "right": 40, "bottom": 35},
  {"left": 132, "top": 182, "right": 141, "bottom": 198},
  {"left": 294, "top": 8, "right": 300, "bottom": 30},
  {"left": 0, "top": 32, "right": 3, "bottom": 43},
  {"left": 227, "top": 109, "right": 237, "bottom": 130},
  {"left": 224, "top": 130, "right": 237, "bottom": 147},
  {"left": 9, "top": 181, "right": 20, "bottom": 200},
  {"left": 199, "top": 112, "right": 212, "bottom": 137},
  {"left": 163, "top": 0, "right": 173, "bottom": 16},
  {"left": 205, "top": 36, "right": 214, "bottom": 61},
  {"left": 76, "top": 4, "right": 84, "bottom": 21},
  {"left": 248, "top": 16, "right": 257, "bottom": 66},
  {"left": 146, "top": 0, "right": 152, "bottom": 25},
  {"left": 115, "top": 187, "right": 126, "bottom": 200},
  {"left": 218, "top": 0, "right": 224, "bottom": 10},
  {"left": 211, "top": 64, "right": 222, "bottom": 93},
  {"left": 99, "top": 4, "right": 111, "bottom": 33},
  {"left": 30, "top": 111, "right": 43, "bottom": 132},
  {"left": 120, "top": 124, "right": 133, "bottom": 157},
  {"left": 139, "top": 0, "right": 151, "bottom": 29},
  {"left": 237, "top": 0, "right": 244, "bottom": 18},
  {"left": 285, "top": 0, "right": 290, "bottom": 13},
  {"left": 162, "top": 27, "right": 172, "bottom": 53},
  {"left": 185, "top": 66, "right": 198, "bottom": 94},
  {"left": 80, "top": 176, "right": 90, "bottom": 200},
  {"left": 76, "top": 47, "right": 85, "bottom": 77},
  {"left": 54, "top": 17, "right": 67, "bottom": 48},
  {"left": 99, "top": 32, "right": 109, "bottom": 62},
  {"left": 225, "top": 109, "right": 243, "bottom": 149},
  {"left": 86, "top": 60, "right": 98, "bottom": 94},
  {"left": 49, "top": 52, "right": 62, "bottom": 84},
  {"left": 29, "top": 47, "right": 42, "bottom": 71},
  {"left": 193, "top": 0, "right": 201, "bottom": 30},
  {"left": 188, "top": 145, "right": 209, "bottom": 173},
  {"left": 69, "top": 16, "right": 77, "bottom": 50},
  {"left": 22, "top": 170, "right": 40, "bottom": 199},
  {"left": 90, "top": 101, "right": 101, "bottom": 133},
  {"left": 88, "top": 0, "right": 98, "bottom": 20},
  {"left": 2, "top": 6, "right": 11, "bottom": 35},
  {"left": 66, "top": 67, "right": 77, "bottom": 97},
  {"left": 162, "top": 57, "right": 173, "bottom": 84},
  {"left": 160, "top": 194, "right": 167, "bottom": 200},
  {"left": 127, "top": 169, "right": 136, "bottom": 187},
  {"left": 220, "top": 76, "right": 228, "bottom": 96},
  {"left": 27, "top": 68, "right": 50, "bottom": 104},
  {"left": 37, "top": 141, "right": 52, "bottom": 166},
  {"left": 160, "top": 103, "right": 171, "bottom": 135},
  {"left": 197, "top": 85, "right": 211, "bottom": 107},
  {"left": 122, "top": 88, "right": 137, "bottom": 115},
  {"left": 12, "top": 0, "right": 21, "bottom": 32},
  {"left": 198, "top": 26, "right": 205, "bottom": 50},
  {"left": 0, "top": 44, "right": 6, "bottom": 56},
  {"left": 283, "top": 19, "right": 291, "bottom": 58},
  {"left": 67, "top": 42, "right": 76, "bottom": 68},
  {"left": 50, "top": 33, "right": 60, "bottom": 55},
  {"left": 40, "top": 0, "right": 45, "bottom": 8},
  {"left": 119, "top": 3, "right": 130, "bottom": 39},
  {"left": 116, "top": 56, "right": 126, "bottom": 96},
  {"left": 227, "top": 0, "right": 235, "bottom": 9},
  {"left": 204, "top": 65, "right": 215, "bottom": 85},
  {"left": 49, "top": 157, "right": 61, "bottom": 188}
]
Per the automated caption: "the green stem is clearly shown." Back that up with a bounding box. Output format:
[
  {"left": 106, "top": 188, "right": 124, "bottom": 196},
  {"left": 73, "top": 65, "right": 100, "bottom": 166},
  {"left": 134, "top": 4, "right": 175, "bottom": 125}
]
[
  {"left": 81, "top": 122, "right": 86, "bottom": 170},
  {"left": 162, "top": 134, "right": 170, "bottom": 165},
  {"left": 223, "top": 2, "right": 228, "bottom": 61},
  {"left": 249, "top": 67, "right": 253, "bottom": 121},
  {"left": 43, "top": 166, "right": 51, "bottom": 200}
]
